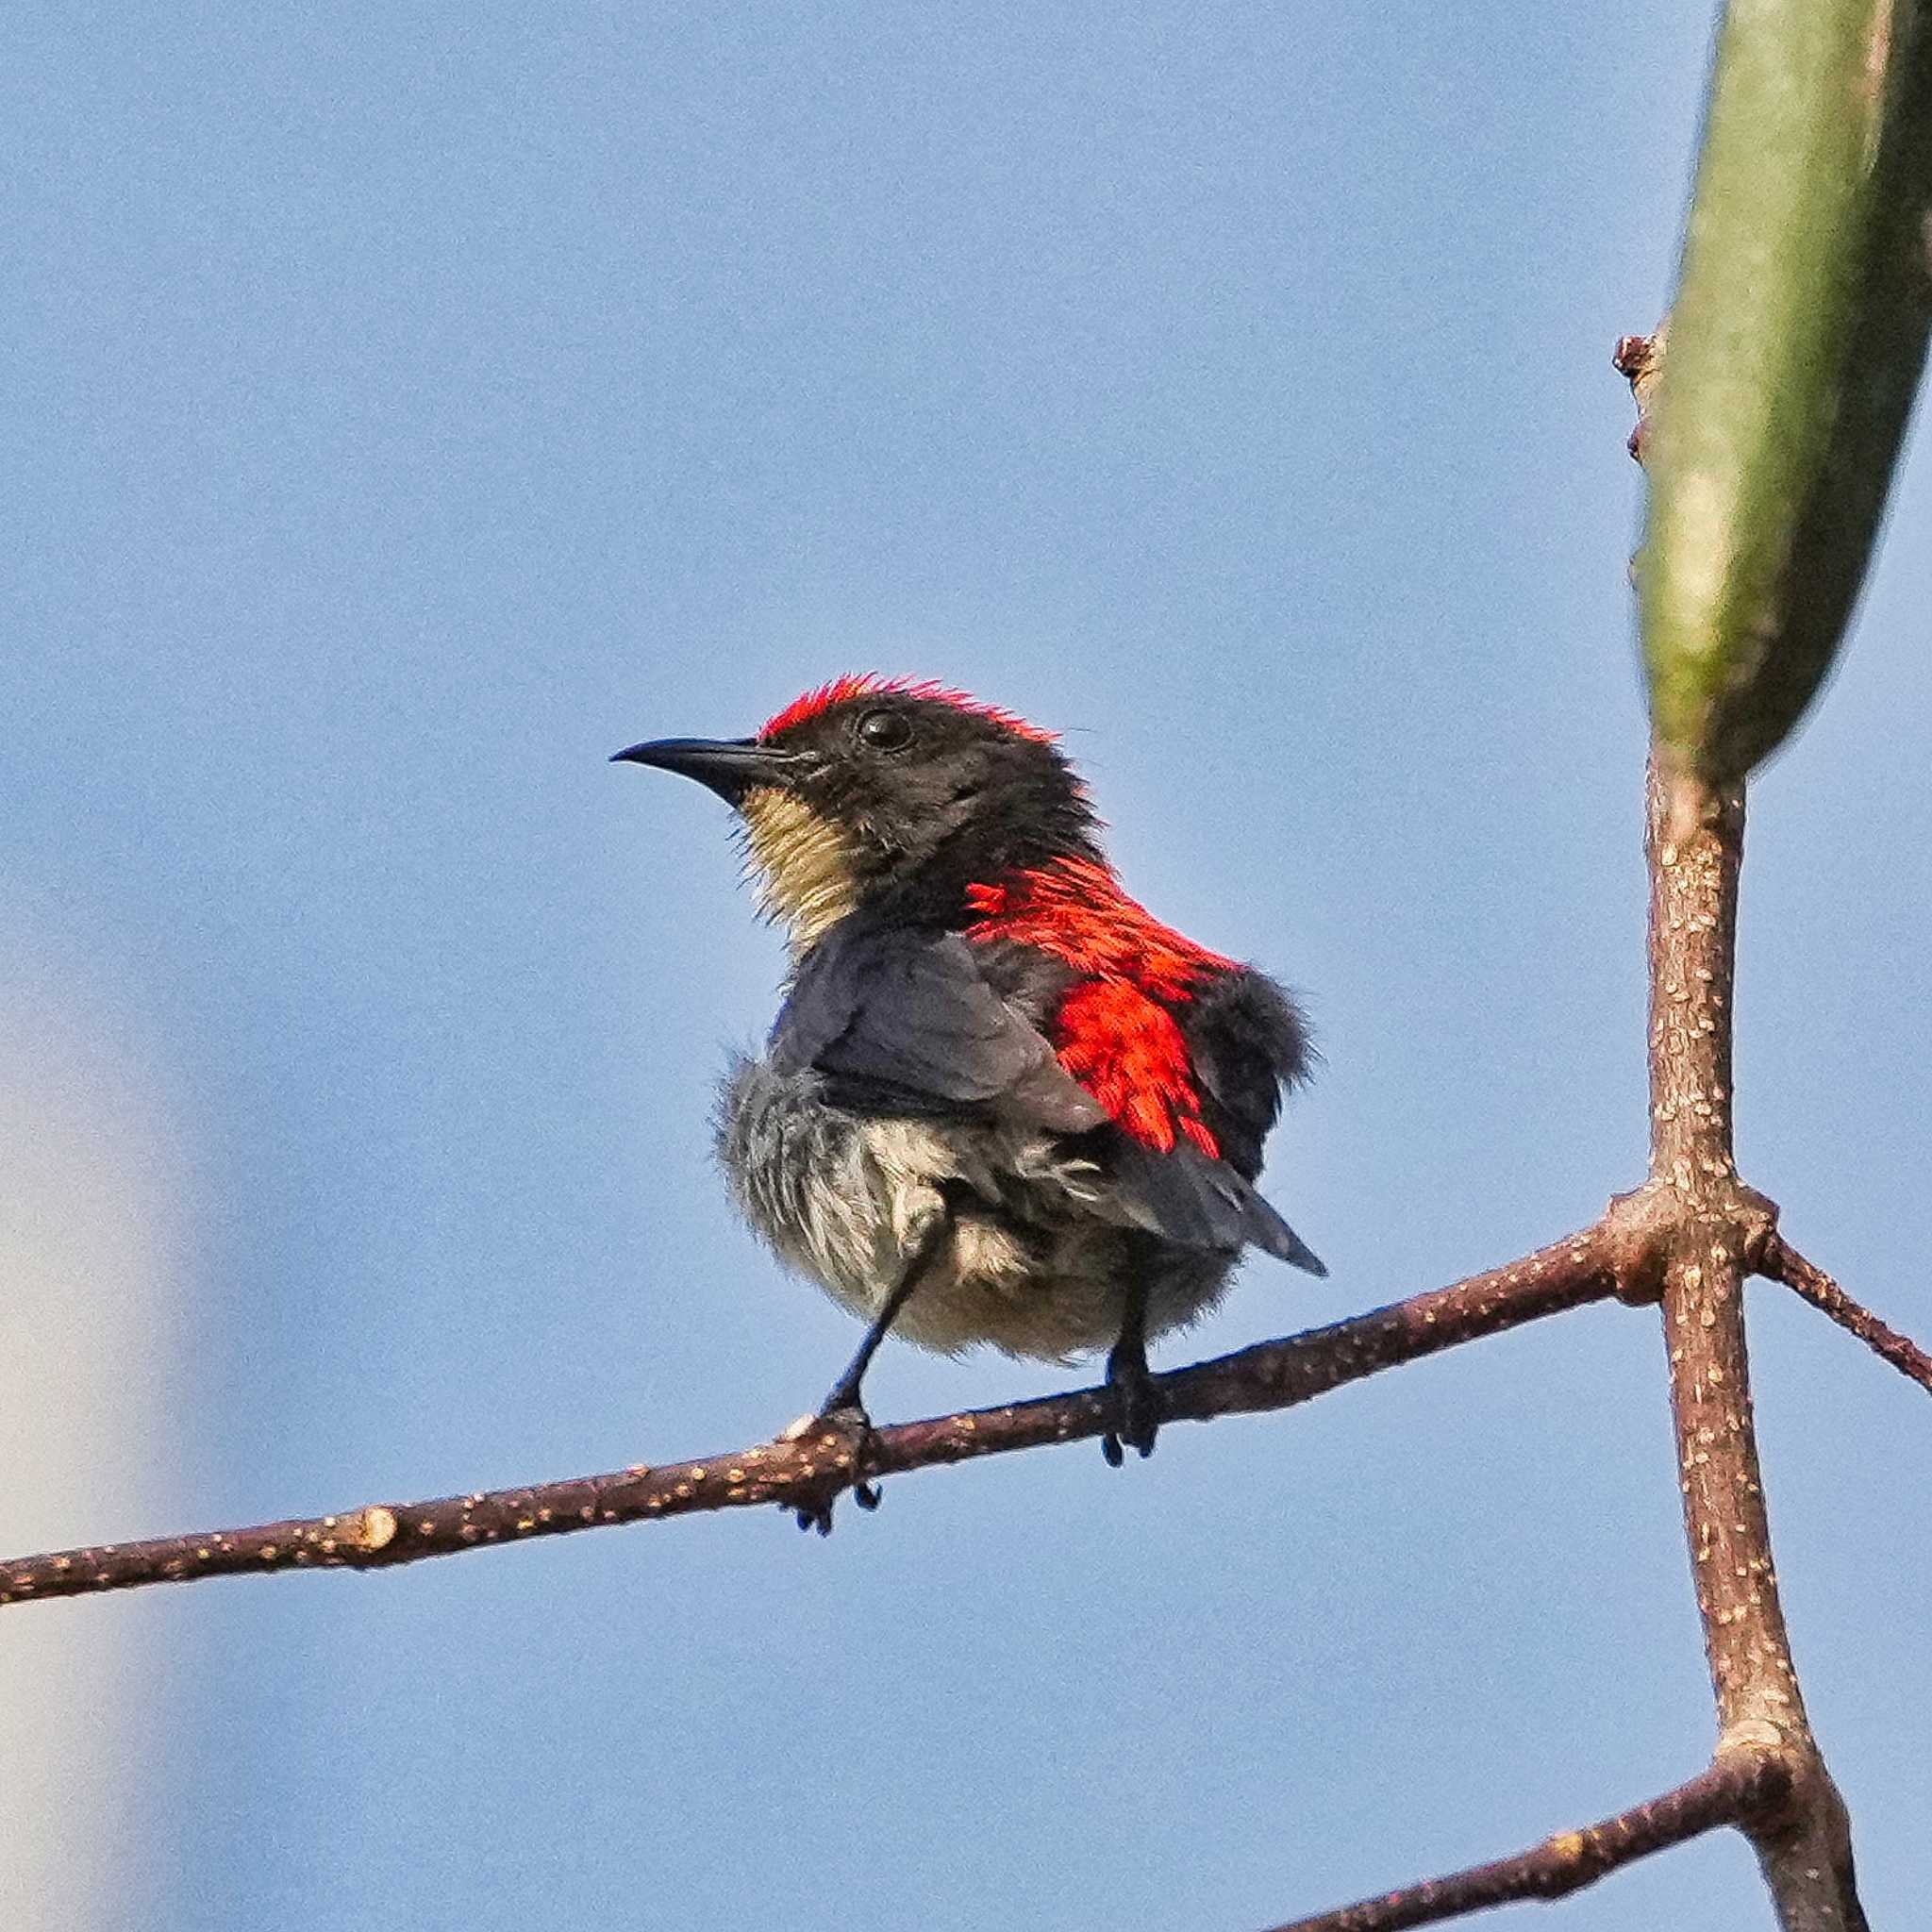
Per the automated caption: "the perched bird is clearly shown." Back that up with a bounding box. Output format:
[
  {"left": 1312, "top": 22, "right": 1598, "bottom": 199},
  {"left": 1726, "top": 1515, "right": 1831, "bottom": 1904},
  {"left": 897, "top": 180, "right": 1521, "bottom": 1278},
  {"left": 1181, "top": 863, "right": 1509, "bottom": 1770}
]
[{"left": 614, "top": 676, "right": 1323, "bottom": 1520}]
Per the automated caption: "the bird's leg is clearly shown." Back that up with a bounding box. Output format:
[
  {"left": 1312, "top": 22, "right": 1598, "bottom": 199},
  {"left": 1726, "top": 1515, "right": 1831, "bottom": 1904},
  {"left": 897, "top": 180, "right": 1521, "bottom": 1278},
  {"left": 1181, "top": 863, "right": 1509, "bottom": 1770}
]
[
  {"left": 787, "top": 1210, "right": 949, "bottom": 1534},
  {"left": 1101, "top": 1276, "right": 1160, "bottom": 1465}
]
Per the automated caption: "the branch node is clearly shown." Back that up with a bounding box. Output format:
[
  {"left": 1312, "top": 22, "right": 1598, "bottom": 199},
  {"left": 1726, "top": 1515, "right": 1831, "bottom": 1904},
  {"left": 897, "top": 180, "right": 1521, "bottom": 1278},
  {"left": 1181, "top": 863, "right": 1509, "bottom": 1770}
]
[
  {"left": 1615, "top": 322, "right": 1667, "bottom": 460},
  {"left": 1731, "top": 1187, "right": 1781, "bottom": 1273},
  {"left": 1599, "top": 1184, "right": 1672, "bottom": 1304},
  {"left": 355, "top": 1506, "right": 399, "bottom": 1555},
  {"left": 1717, "top": 1718, "right": 1788, "bottom": 1758}
]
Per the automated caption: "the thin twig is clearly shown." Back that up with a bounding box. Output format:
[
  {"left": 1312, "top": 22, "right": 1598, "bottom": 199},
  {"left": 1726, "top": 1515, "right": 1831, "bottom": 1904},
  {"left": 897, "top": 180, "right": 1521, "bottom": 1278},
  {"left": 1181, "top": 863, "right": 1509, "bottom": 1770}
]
[
  {"left": 1263, "top": 1750, "right": 1792, "bottom": 1932},
  {"left": 1759, "top": 1234, "right": 1932, "bottom": 1397},
  {"left": 0, "top": 1227, "right": 1625, "bottom": 1609}
]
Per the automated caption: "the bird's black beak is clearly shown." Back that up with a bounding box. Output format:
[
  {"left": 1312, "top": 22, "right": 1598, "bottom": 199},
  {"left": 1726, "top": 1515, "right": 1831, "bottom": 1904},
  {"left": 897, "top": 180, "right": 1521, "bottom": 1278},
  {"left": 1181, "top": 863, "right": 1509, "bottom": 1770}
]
[{"left": 608, "top": 736, "right": 808, "bottom": 806}]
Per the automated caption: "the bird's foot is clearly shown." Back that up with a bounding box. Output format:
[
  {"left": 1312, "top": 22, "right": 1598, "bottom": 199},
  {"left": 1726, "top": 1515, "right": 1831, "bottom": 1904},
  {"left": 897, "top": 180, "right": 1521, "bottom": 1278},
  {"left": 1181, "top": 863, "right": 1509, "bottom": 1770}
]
[
  {"left": 1100, "top": 1345, "right": 1161, "bottom": 1467},
  {"left": 778, "top": 1401, "right": 882, "bottom": 1535}
]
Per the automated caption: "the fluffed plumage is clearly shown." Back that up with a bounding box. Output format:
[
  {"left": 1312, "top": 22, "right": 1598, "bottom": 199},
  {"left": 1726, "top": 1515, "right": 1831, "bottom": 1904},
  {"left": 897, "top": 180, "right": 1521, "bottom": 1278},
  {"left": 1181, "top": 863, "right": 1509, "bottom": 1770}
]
[{"left": 615, "top": 675, "right": 1323, "bottom": 1482}]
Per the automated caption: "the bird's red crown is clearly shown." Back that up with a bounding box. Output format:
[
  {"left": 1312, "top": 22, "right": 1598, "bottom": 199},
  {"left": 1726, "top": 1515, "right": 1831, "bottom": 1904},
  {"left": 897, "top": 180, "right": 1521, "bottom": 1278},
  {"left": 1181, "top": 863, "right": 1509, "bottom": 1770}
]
[{"left": 758, "top": 675, "right": 1058, "bottom": 745}]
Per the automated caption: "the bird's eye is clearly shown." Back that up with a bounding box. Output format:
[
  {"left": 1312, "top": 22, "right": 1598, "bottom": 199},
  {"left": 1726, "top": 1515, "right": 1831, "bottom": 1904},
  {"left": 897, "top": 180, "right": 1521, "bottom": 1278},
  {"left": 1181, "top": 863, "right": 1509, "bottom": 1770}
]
[{"left": 856, "top": 708, "right": 915, "bottom": 753}]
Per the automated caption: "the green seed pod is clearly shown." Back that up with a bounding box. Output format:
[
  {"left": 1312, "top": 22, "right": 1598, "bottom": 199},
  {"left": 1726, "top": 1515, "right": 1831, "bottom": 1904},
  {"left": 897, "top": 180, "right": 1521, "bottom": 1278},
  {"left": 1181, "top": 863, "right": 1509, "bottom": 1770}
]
[{"left": 1640, "top": 0, "right": 1932, "bottom": 783}]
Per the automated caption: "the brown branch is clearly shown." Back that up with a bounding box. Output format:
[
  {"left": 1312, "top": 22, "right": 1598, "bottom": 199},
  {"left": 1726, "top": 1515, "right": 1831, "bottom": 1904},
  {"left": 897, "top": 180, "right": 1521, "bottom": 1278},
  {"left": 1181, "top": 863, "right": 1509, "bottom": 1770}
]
[
  {"left": 1759, "top": 1234, "right": 1932, "bottom": 1397},
  {"left": 1266, "top": 748, "right": 1875, "bottom": 1932},
  {"left": 1643, "top": 757, "right": 1866, "bottom": 1932},
  {"left": 1263, "top": 1749, "right": 1793, "bottom": 1932},
  {"left": 1266, "top": 749, "right": 1871, "bottom": 1932},
  {"left": 0, "top": 1226, "right": 1628, "bottom": 1609}
]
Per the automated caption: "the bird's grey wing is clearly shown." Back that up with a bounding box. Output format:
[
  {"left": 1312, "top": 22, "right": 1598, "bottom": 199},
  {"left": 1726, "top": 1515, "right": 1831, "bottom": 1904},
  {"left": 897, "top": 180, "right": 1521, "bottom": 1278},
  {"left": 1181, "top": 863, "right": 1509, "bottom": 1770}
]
[
  {"left": 774, "top": 924, "right": 1323, "bottom": 1271},
  {"left": 774, "top": 924, "right": 1108, "bottom": 1134}
]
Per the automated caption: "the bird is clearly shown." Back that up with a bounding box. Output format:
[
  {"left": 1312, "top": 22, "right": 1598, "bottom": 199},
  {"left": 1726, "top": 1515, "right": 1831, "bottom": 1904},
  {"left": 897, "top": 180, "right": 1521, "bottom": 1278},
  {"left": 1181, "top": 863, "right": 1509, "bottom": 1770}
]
[{"left": 613, "top": 675, "right": 1324, "bottom": 1525}]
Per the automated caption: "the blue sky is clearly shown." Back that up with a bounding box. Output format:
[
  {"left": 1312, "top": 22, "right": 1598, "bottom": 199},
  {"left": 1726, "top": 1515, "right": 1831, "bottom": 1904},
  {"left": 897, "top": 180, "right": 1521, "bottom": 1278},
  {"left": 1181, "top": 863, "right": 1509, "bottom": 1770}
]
[{"left": 4, "top": 8, "right": 1929, "bottom": 1928}]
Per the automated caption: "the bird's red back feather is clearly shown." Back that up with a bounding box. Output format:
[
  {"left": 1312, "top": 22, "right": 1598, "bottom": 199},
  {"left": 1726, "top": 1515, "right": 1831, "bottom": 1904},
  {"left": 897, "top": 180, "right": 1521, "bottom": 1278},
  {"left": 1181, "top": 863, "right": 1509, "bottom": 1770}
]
[{"left": 965, "top": 858, "right": 1231, "bottom": 1158}]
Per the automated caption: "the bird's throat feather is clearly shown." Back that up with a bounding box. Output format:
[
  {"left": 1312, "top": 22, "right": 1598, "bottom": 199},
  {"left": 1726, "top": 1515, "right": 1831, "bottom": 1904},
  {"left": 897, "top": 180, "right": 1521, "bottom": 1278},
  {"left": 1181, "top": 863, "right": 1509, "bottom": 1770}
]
[{"left": 739, "top": 790, "right": 861, "bottom": 951}]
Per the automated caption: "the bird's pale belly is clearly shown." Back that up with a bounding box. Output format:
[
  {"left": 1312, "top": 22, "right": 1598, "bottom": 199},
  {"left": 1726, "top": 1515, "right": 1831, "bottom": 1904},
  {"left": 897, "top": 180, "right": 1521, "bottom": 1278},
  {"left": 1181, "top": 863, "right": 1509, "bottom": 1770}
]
[{"left": 716, "top": 1055, "right": 1238, "bottom": 1363}]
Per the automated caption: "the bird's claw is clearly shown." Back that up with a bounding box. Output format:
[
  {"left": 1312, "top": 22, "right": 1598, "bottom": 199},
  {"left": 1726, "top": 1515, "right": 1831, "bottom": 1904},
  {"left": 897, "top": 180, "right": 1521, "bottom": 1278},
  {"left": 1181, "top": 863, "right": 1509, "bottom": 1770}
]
[
  {"left": 1102, "top": 1356, "right": 1161, "bottom": 1466},
  {"left": 781, "top": 1401, "right": 881, "bottom": 1535}
]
